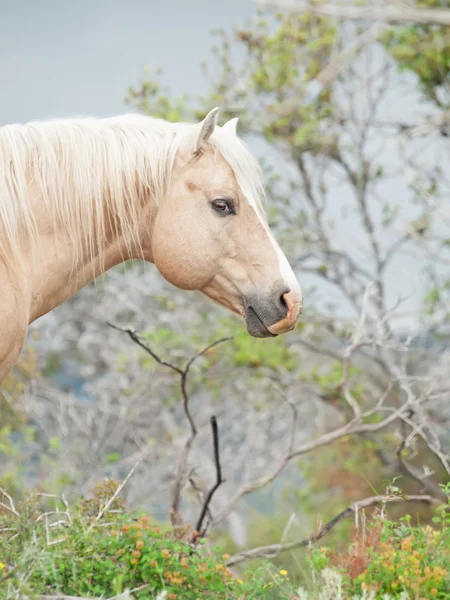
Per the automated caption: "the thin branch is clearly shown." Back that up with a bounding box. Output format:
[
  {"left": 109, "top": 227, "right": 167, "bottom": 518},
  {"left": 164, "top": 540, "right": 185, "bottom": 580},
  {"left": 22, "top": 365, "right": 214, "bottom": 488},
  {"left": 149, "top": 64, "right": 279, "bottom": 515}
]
[
  {"left": 212, "top": 399, "right": 412, "bottom": 527},
  {"left": 398, "top": 411, "right": 450, "bottom": 476},
  {"left": 193, "top": 416, "right": 224, "bottom": 541},
  {"left": 88, "top": 445, "right": 152, "bottom": 531},
  {"left": 170, "top": 338, "right": 231, "bottom": 527},
  {"left": 0, "top": 488, "right": 19, "bottom": 517},
  {"left": 316, "top": 22, "right": 387, "bottom": 86},
  {"left": 396, "top": 438, "right": 447, "bottom": 501},
  {"left": 108, "top": 322, "right": 231, "bottom": 527},
  {"left": 106, "top": 322, "right": 183, "bottom": 375},
  {"left": 226, "top": 493, "right": 439, "bottom": 567},
  {"left": 380, "top": 234, "right": 411, "bottom": 273},
  {"left": 181, "top": 337, "right": 233, "bottom": 437}
]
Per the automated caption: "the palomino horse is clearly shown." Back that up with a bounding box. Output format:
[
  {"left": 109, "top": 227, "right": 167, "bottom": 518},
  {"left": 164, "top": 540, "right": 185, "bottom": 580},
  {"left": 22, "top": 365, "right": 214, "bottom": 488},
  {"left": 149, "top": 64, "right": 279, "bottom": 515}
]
[{"left": 0, "top": 108, "right": 303, "bottom": 382}]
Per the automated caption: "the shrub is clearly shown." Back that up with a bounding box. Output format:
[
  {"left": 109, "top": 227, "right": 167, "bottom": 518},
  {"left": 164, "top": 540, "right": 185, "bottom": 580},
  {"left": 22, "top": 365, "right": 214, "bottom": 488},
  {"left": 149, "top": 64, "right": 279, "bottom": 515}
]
[
  {"left": 0, "top": 480, "right": 293, "bottom": 599},
  {"left": 1, "top": 480, "right": 449, "bottom": 599},
  {"left": 306, "top": 483, "right": 450, "bottom": 599}
]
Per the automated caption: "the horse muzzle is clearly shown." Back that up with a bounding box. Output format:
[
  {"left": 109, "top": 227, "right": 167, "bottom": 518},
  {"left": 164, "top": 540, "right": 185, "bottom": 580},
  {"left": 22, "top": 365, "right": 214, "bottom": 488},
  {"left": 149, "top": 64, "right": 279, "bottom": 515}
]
[{"left": 243, "top": 287, "right": 303, "bottom": 338}]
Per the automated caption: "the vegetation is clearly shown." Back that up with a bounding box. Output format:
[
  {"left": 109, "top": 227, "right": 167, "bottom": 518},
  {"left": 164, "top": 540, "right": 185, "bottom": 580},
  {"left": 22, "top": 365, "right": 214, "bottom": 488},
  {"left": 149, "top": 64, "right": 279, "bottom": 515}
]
[
  {"left": 2, "top": 1, "right": 450, "bottom": 598},
  {"left": 1, "top": 480, "right": 449, "bottom": 599}
]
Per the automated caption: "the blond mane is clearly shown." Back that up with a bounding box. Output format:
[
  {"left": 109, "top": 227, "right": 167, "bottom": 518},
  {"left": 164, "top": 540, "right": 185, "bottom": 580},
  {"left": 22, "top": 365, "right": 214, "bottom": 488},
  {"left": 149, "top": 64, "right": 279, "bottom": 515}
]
[{"left": 0, "top": 113, "right": 266, "bottom": 267}]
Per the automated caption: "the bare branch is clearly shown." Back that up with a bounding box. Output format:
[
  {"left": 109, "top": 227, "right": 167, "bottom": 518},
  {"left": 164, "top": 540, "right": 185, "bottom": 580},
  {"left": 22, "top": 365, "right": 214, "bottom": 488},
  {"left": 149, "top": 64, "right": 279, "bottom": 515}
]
[
  {"left": 88, "top": 445, "right": 152, "bottom": 531},
  {"left": 193, "top": 416, "right": 224, "bottom": 541},
  {"left": 226, "top": 493, "right": 439, "bottom": 567},
  {"left": 316, "top": 22, "right": 388, "bottom": 86},
  {"left": 106, "top": 322, "right": 184, "bottom": 375},
  {"left": 396, "top": 438, "right": 447, "bottom": 501},
  {"left": 0, "top": 488, "right": 19, "bottom": 517},
  {"left": 109, "top": 322, "right": 231, "bottom": 527},
  {"left": 212, "top": 399, "right": 413, "bottom": 527}
]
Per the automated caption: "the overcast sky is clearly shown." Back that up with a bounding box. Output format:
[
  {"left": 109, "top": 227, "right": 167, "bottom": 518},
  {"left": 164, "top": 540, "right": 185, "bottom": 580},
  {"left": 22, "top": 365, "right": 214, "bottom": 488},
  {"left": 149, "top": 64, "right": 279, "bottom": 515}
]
[{"left": 0, "top": 0, "right": 254, "bottom": 124}]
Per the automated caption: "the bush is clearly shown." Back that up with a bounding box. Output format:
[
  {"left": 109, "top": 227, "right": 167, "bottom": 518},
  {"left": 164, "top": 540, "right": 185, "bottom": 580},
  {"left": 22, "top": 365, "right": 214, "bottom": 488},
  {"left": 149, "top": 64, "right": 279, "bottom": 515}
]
[
  {"left": 1, "top": 481, "right": 449, "bottom": 599},
  {"left": 0, "top": 480, "right": 293, "bottom": 599},
  {"left": 305, "top": 483, "right": 450, "bottom": 599}
]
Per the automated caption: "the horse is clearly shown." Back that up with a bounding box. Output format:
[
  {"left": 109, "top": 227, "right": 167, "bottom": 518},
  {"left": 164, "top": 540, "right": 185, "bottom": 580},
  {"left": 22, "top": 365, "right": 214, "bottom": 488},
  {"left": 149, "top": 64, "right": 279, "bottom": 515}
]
[{"left": 0, "top": 108, "right": 303, "bottom": 383}]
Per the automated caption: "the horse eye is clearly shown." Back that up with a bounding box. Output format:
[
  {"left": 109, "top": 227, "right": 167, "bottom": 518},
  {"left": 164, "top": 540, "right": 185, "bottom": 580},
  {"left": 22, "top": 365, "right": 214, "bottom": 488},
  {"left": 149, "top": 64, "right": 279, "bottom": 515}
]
[{"left": 212, "top": 199, "right": 235, "bottom": 216}]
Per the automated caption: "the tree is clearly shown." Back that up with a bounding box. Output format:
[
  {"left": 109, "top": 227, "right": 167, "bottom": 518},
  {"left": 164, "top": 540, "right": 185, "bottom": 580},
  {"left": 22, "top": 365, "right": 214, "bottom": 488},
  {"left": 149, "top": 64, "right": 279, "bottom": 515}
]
[{"left": 125, "top": 1, "right": 450, "bottom": 548}]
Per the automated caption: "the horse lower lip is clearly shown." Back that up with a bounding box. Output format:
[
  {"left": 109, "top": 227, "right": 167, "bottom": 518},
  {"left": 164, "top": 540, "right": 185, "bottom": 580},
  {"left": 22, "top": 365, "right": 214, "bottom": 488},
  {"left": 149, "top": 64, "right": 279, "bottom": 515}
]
[{"left": 245, "top": 307, "right": 277, "bottom": 338}]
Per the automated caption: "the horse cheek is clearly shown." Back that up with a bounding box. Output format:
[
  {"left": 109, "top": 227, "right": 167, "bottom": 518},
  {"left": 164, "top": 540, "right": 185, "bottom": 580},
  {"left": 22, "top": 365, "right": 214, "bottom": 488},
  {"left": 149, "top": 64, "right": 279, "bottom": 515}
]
[{"left": 152, "top": 230, "right": 206, "bottom": 291}]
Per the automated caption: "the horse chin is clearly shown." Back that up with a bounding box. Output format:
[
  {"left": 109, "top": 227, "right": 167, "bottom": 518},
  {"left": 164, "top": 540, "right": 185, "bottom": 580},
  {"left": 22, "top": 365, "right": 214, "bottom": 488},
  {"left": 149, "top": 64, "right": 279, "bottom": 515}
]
[{"left": 244, "top": 307, "right": 278, "bottom": 339}]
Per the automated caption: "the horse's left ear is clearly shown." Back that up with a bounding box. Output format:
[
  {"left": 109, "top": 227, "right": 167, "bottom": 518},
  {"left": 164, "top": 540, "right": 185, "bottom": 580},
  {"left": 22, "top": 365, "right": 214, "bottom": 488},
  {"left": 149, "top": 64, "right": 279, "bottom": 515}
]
[
  {"left": 194, "top": 107, "right": 220, "bottom": 152},
  {"left": 222, "top": 117, "right": 239, "bottom": 136}
]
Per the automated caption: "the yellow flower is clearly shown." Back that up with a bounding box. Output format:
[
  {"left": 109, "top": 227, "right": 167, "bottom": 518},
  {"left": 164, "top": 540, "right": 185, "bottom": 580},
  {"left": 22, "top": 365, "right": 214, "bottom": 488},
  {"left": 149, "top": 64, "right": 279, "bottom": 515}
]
[
  {"left": 237, "top": 579, "right": 244, "bottom": 584},
  {"left": 0, "top": 562, "right": 4, "bottom": 569},
  {"left": 279, "top": 569, "right": 288, "bottom": 576},
  {"left": 222, "top": 553, "right": 230, "bottom": 560}
]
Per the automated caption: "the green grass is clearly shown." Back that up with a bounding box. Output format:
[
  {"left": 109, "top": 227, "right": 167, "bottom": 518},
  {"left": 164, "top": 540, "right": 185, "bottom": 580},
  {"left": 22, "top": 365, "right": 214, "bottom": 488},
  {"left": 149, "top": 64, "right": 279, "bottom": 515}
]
[{"left": 1, "top": 480, "right": 450, "bottom": 599}]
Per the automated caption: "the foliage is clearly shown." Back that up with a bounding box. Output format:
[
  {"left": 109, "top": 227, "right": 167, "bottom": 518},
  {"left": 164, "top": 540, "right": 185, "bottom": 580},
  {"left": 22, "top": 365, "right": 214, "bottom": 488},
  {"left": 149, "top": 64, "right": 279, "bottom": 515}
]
[
  {"left": 128, "top": 10, "right": 339, "bottom": 158},
  {"left": 0, "top": 342, "right": 39, "bottom": 431},
  {"left": 2, "top": 3, "right": 450, "bottom": 598},
  {"left": 0, "top": 342, "right": 40, "bottom": 485},
  {"left": 125, "top": 66, "right": 192, "bottom": 123},
  {"left": 219, "top": 325, "right": 299, "bottom": 371},
  {"left": 381, "top": 0, "right": 450, "bottom": 108},
  {"left": 0, "top": 481, "right": 278, "bottom": 599},
  {"left": 307, "top": 483, "right": 450, "bottom": 599},
  {"left": 2, "top": 481, "right": 450, "bottom": 599}
]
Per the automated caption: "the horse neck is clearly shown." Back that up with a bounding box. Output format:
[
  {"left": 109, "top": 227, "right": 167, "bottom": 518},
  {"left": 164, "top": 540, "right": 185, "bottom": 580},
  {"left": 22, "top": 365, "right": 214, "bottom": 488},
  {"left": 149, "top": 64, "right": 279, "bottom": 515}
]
[
  {"left": 3, "top": 116, "right": 175, "bottom": 324},
  {"left": 23, "top": 180, "right": 155, "bottom": 325}
]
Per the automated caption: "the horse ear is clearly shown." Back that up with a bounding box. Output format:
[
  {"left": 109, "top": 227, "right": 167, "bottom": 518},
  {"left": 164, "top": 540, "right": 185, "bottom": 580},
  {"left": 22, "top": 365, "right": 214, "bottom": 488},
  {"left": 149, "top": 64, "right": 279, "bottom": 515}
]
[
  {"left": 222, "top": 117, "right": 239, "bottom": 136},
  {"left": 194, "top": 107, "right": 220, "bottom": 152}
]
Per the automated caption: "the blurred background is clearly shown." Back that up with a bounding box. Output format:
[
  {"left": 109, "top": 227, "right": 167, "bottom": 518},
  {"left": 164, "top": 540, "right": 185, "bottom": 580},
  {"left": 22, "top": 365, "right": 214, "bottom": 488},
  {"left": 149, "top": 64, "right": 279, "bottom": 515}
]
[{"left": 1, "top": 0, "right": 449, "bottom": 587}]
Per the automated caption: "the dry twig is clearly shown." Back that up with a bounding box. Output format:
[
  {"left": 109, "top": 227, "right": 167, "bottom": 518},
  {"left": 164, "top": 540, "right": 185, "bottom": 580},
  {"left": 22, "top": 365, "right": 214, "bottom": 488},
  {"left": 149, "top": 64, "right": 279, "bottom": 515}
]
[
  {"left": 226, "top": 493, "right": 439, "bottom": 567},
  {"left": 192, "top": 416, "right": 224, "bottom": 541},
  {"left": 108, "top": 322, "right": 231, "bottom": 526}
]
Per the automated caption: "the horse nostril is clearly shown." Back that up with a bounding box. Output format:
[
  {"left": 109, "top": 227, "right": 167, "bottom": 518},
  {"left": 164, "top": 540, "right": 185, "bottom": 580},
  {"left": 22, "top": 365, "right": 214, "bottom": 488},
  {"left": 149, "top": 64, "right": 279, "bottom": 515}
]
[{"left": 279, "top": 288, "right": 290, "bottom": 315}]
